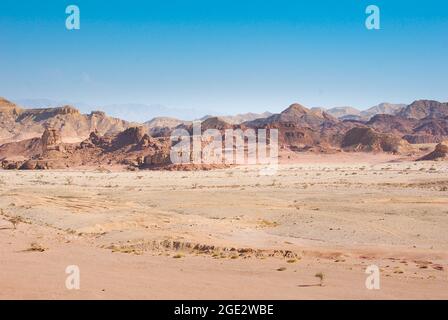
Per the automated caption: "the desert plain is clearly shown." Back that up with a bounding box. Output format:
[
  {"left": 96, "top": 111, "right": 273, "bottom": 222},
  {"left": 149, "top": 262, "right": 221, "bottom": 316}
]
[{"left": 0, "top": 153, "right": 447, "bottom": 299}]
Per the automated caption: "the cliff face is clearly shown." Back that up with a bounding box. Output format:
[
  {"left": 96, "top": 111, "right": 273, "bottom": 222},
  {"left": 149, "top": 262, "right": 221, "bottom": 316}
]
[{"left": 0, "top": 97, "right": 132, "bottom": 145}]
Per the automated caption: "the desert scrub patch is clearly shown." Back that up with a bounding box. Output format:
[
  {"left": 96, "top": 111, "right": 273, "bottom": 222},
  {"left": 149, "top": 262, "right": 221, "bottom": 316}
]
[
  {"left": 276, "top": 267, "right": 287, "bottom": 271},
  {"left": 65, "top": 177, "right": 74, "bottom": 185},
  {"left": 8, "top": 216, "right": 25, "bottom": 229},
  {"left": 257, "top": 219, "right": 279, "bottom": 228},
  {"left": 315, "top": 272, "right": 324, "bottom": 286},
  {"left": 25, "top": 242, "right": 47, "bottom": 252}
]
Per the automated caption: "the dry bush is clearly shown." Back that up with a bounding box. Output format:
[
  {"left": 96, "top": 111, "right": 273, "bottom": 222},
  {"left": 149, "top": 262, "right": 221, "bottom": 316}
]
[
  {"left": 315, "top": 272, "right": 324, "bottom": 286},
  {"left": 65, "top": 177, "right": 74, "bottom": 185},
  {"left": 8, "top": 216, "right": 24, "bottom": 229},
  {"left": 276, "top": 267, "right": 286, "bottom": 271},
  {"left": 25, "top": 242, "right": 47, "bottom": 252}
]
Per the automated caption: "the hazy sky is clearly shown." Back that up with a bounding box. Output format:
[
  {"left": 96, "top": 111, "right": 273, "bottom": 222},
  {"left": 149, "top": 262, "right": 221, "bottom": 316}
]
[{"left": 0, "top": 0, "right": 447, "bottom": 118}]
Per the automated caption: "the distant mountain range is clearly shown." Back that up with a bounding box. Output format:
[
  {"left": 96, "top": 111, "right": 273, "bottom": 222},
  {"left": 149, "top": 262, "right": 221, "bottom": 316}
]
[
  {"left": 324, "top": 103, "right": 407, "bottom": 121},
  {"left": 13, "top": 98, "right": 213, "bottom": 122}
]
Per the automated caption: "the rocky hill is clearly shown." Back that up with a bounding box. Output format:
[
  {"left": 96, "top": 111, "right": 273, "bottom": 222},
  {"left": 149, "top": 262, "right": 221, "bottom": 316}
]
[
  {"left": 144, "top": 117, "right": 190, "bottom": 137},
  {"left": 325, "top": 103, "right": 405, "bottom": 121},
  {"left": 244, "top": 103, "right": 354, "bottom": 149},
  {"left": 398, "top": 100, "right": 448, "bottom": 120},
  {"left": 341, "top": 127, "right": 412, "bottom": 154},
  {"left": 364, "top": 100, "right": 448, "bottom": 143},
  {"left": 366, "top": 114, "right": 417, "bottom": 136},
  {"left": 326, "top": 107, "right": 361, "bottom": 119},
  {"left": 361, "top": 103, "right": 406, "bottom": 119}
]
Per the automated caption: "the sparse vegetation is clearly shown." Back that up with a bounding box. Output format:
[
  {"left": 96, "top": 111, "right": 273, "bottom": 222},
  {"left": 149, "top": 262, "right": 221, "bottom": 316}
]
[
  {"left": 258, "top": 219, "right": 279, "bottom": 228},
  {"left": 65, "top": 177, "right": 74, "bottom": 185},
  {"left": 315, "top": 272, "right": 324, "bottom": 286},
  {"left": 8, "top": 216, "right": 23, "bottom": 229},
  {"left": 25, "top": 242, "right": 47, "bottom": 252},
  {"left": 276, "top": 267, "right": 286, "bottom": 271}
]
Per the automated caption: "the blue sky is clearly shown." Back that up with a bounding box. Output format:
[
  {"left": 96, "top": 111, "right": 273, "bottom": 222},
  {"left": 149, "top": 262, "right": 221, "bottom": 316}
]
[{"left": 0, "top": 0, "right": 447, "bottom": 120}]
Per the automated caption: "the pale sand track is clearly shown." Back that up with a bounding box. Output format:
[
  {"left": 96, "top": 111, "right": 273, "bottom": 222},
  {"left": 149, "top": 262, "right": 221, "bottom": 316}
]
[{"left": 0, "top": 155, "right": 447, "bottom": 299}]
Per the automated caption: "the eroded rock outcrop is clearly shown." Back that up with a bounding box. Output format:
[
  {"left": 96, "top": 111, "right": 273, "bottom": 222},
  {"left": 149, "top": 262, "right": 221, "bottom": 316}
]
[
  {"left": 1, "top": 125, "right": 173, "bottom": 170},
  {"left": 41, "top": 128, "right": 62, "bottom": 152},
  {"left": 418, "top": 142, "right": 448, "bottom": 161}
]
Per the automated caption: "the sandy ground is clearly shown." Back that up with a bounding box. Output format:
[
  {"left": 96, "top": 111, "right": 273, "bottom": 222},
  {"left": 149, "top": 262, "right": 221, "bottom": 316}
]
[{"left": 0, "top": 153, "right": 448, "bottom": 299}]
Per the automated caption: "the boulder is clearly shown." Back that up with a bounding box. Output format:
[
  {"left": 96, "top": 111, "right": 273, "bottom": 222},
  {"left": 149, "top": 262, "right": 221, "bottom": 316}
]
[{"left": 19, "top": 160, "right": 37, "bottom": 170}]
